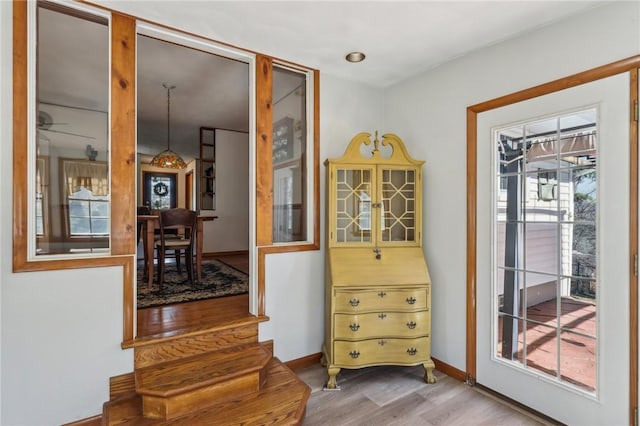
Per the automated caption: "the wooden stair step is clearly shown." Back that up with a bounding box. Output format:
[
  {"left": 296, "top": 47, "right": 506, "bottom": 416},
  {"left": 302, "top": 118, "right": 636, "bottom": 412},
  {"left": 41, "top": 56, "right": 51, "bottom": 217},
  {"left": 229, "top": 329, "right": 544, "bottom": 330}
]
[
  {"left": 129, "top": 315, "right": 265, "bottom": 369},
  {"left": 135, "top": 343, "right": 271, "bottom": 420},
  {"left": 102, "top": 392, "right": 142, "bottom": 426},
  {"left": 178, "top": 358, "right": 311, "bottom": 425},
  {"left": 103, "top": 358, "right": 310, "bottom": 425}
]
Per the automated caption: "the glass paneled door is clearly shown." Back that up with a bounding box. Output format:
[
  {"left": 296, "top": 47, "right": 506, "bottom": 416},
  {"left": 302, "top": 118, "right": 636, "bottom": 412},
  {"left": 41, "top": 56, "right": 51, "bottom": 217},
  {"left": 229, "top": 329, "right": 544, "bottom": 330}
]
[{"left": 476, "top": 73, "right": 630, "bottom": 424}]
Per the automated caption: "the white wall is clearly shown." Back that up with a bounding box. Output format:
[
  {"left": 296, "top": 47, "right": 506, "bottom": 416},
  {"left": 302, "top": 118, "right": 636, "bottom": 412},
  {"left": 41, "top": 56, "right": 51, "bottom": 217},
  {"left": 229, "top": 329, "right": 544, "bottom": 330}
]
[
  {"left": 2, "top": 268, "right": 132, "bottom": 425},
  {"left": 202, "top": 129, "right": 249, "bottom": 253},
  {"left": 384, "top": 1, "right": 640, "bottom": 371},
  {"left": 259, "top": 74, "right": 384, "bottom": 362}
]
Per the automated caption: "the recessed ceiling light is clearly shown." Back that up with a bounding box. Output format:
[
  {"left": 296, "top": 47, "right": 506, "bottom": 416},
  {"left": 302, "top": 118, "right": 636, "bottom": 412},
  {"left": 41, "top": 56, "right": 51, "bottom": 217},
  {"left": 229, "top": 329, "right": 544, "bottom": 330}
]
[{"left": 345, "top": 52, "right": 366, "bottom": 63}]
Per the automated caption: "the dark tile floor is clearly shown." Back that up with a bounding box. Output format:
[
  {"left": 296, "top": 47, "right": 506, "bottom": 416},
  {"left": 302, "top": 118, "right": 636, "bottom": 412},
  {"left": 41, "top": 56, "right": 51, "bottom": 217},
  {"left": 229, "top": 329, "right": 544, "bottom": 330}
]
[{"left": 498, "top": 297, "right": 596, "bottom": 391}]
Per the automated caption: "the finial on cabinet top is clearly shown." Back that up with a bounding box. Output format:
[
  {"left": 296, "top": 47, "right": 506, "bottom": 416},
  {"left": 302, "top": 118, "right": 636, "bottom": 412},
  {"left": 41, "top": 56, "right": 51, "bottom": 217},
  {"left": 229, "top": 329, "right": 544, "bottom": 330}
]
[{"left": 373, "top": 130, "right": 380, "bottom": 152}]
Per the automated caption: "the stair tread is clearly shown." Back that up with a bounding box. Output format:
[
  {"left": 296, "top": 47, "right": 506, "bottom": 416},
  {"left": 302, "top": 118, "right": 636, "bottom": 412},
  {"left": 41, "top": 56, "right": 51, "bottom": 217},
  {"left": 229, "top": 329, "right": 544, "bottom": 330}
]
[
  {"left": 104, "top": 358, "right": 310, "bottom": 425},
  {"left": 166, "top": 359, "right": 309, "bottom": 425},
  {"left": 124, "top": 314, "right": 269, "bottom": 349},
  {"left": 102, "top": 392, "right": 142, "bottom": 425},
  {"left": 136, "top": 343, "right": 271, "bottom": 396}
]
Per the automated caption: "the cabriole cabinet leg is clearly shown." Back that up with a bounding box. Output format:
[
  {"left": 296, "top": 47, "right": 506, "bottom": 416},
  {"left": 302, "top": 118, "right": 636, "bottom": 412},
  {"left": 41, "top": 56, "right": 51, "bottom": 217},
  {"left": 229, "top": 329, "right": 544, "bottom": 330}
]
[
  {"left": 324, "top": 366, "right": 341, "bottom": 390},
  {"left": 423, "top": 360, "right": 437, "bottom": 384}
]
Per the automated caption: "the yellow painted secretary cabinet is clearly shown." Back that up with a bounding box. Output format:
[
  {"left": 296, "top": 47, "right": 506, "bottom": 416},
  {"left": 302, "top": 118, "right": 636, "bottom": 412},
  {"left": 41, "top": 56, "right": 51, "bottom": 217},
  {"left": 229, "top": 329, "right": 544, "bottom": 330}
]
[{"left": 322, "top": 132, "right": 436, "bottom": 389}]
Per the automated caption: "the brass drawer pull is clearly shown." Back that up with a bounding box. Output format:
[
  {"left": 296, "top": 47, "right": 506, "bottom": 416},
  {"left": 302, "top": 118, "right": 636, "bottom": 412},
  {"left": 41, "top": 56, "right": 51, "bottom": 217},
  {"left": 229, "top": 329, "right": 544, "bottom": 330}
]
[
  {"left": 378, "top": 313, "right": 387, "bottom": 319},
  {"left": 378, "top": 340, "right": 387, "bottom": 346},
  {"left": 349, "top": 323, "right": 360, "bottom": 332},
  {"left": 406, "top": 296, "right": 417, "bottom": 305},
  {"left": 349, "top": 350, "right": 360, "bottom": 359},
  {"left": 407, "top": 348, "right": 418, "bottom": 356},
  {"left": 378, "top": 291, "right": 386, "bottom": 298},
  {"left": 406, "top": 321, "right": 417, "bottom": 329},
  {"left": 349, "top": 298, "right": 360, "bottom": 307}
]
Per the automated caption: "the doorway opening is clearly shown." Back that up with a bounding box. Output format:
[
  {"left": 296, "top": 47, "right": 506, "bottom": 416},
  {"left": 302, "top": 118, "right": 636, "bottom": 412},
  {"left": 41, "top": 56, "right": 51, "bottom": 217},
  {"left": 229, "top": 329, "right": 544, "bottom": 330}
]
[{"left": 135, "top": 27, "right": 253, "bottom": 338}]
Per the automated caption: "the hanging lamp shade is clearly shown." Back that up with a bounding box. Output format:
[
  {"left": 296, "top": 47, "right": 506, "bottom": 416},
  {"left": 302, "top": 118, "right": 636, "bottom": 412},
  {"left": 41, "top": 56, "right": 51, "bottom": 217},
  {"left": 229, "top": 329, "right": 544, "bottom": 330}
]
[
  {"left": 149, "top": 83, "right": 186, "bottom": 169},
  {"left": 150, "top": 148, "right": 187, "bottom": 169}
]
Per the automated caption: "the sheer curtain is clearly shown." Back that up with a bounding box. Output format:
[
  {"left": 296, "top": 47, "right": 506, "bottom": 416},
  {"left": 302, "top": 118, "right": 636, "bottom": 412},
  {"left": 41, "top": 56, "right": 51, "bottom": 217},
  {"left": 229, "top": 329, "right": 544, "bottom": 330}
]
[{"left": 63, "top": 159, "right": 108, "bottom": 196}]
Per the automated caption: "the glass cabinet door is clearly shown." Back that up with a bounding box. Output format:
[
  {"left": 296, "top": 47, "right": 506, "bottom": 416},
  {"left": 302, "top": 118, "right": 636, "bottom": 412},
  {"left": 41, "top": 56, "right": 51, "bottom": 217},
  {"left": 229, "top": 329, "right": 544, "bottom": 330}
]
[
  {"left": 334, "top": 167, "right": 374, "bottom": 243},
  {"left": 380, "top": 168, "right": 418, "bottom": 243}
]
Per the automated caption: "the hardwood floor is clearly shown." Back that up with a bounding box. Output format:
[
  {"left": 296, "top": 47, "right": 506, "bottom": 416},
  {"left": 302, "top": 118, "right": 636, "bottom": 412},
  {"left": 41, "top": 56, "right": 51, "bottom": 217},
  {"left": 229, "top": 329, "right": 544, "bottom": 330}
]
[
  {"left": 210, "top": 252, "right": 249, "bottom": 274},
  {"left": 137, "top": 253, "right": 250, "bottom": 338},
  {"left": 137, "top": 294, "right": 250, "bottom": 337},
  {"left": 297, "top": 364, "right": 557, "bottom": 426}
]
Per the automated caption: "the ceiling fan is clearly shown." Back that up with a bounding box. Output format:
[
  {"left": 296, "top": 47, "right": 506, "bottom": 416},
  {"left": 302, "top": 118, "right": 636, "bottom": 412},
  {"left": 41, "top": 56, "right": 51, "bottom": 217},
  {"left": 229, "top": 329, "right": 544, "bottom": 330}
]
[{"left": 37, "top": 110, "right": 96, "bottom": 140}]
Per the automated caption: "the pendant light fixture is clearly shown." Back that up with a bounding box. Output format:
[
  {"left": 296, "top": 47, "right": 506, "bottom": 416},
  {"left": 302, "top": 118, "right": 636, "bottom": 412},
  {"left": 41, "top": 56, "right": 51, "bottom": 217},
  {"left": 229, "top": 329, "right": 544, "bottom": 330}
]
[{"left": 149, "top": 83, "right": 187, "bottom": 169}]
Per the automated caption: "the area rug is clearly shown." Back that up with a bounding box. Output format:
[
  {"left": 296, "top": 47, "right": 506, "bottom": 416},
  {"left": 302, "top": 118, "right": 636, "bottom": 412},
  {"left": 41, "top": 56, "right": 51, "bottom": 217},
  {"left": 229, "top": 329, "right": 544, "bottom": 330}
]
[{"left": 137, "top": 259, "right": 248, "bottom": 309}]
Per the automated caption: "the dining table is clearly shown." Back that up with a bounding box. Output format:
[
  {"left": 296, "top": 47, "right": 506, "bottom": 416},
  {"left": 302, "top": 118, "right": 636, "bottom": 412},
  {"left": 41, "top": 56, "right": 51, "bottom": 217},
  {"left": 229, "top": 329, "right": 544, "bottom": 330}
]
[{"left": 137, "top": 213, "right": 218, "bottom": 289}]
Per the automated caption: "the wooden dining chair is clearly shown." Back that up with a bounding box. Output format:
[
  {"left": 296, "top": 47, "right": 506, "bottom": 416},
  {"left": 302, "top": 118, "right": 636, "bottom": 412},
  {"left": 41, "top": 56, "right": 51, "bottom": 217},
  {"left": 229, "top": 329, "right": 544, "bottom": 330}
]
[
  {"left": 136, "top": 206, "right": 152, "bottom": 244},
  {"left": 137, "top": 206, "right": 152, "bottom": 280},
  {"left": 156, "top": 208, "right": 197, "bottom": 290}
]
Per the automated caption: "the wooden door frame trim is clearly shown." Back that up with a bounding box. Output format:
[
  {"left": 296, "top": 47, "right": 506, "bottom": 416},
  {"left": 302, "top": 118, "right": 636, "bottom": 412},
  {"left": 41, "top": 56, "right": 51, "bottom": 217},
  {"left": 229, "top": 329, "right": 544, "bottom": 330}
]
[{"left": 466, "top": 55, "right": 640, "bottom": 423}]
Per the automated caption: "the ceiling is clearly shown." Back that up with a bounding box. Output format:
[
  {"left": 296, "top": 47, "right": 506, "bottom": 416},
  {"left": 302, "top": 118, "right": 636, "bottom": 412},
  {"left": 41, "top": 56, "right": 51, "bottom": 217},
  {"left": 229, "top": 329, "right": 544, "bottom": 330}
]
[
  {"left": 39, "top": 1, "right": 607, "bottom": 162},
  {"left": 99, "top": 1, "right": 606, "bottom": 88}
]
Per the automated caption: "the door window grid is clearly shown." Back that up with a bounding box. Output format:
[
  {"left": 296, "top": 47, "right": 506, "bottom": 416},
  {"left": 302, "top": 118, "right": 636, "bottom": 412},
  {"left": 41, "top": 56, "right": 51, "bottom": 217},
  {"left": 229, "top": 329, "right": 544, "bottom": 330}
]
[{"left": 494, "top": 108, "right": 598, "bottom": 393}]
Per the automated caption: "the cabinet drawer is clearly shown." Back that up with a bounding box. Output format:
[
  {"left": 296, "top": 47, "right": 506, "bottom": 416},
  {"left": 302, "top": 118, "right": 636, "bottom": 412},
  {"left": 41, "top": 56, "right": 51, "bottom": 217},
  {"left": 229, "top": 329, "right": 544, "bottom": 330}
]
[
  {"left": 334, "top": 312, "right": 429, "bottom": 339},
  {"left": 334, "top": 288, "right": 427, "bottom": 312},
  {"left": 334, "top": 338, "right": 429, "bottom": 367}
]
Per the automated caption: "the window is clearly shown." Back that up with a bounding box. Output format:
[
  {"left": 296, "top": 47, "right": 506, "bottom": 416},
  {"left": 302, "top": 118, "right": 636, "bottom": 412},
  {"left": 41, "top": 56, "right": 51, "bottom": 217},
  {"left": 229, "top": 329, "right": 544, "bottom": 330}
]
[
  {"left": 272, "top": 65, "right": 313, "bottom": 243},
  {"left": 31, "top": 1, "right": 110, "bottom": 256},
  {"left": 494, "top": 108, "right": 598, "bottom": 392},
  {"left": 62, "top": 159, "right": 109, "bottom": 240},
  {"left": 537, "top": 171, "right": 558, "bottom": 201}
]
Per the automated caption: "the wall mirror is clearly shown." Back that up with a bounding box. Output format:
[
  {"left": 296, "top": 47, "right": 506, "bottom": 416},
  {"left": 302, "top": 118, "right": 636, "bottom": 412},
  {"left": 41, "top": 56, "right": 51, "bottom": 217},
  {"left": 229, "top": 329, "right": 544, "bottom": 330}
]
[{"left": 34, "top": 1, "right": 110, "bottom": 256}]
